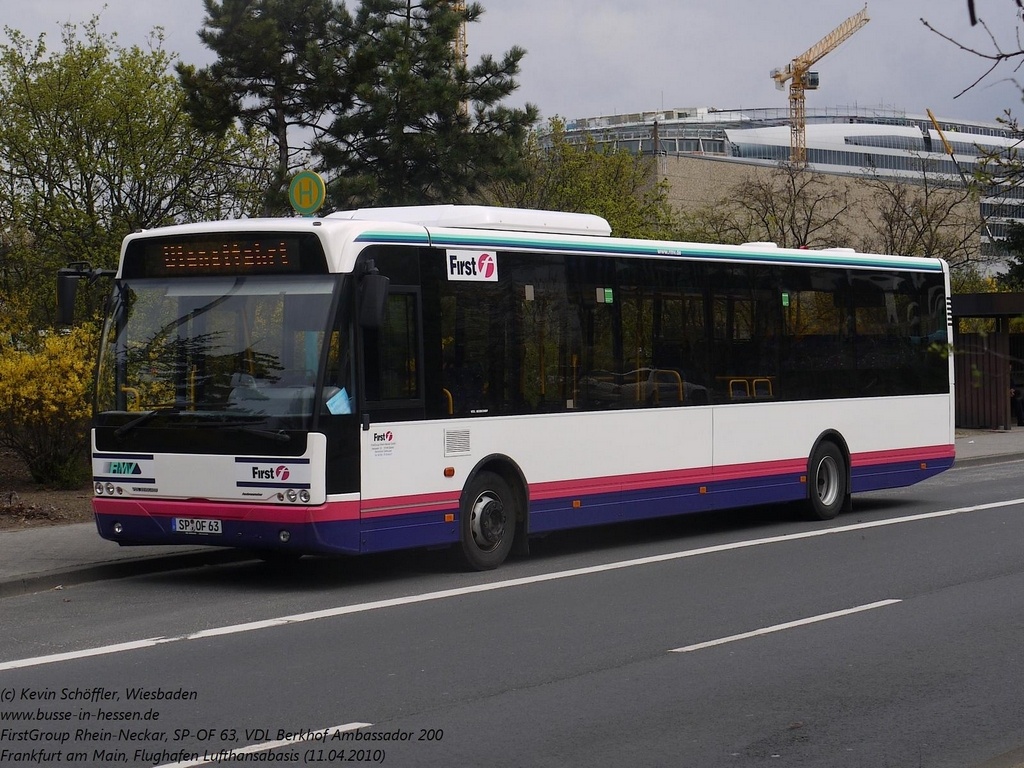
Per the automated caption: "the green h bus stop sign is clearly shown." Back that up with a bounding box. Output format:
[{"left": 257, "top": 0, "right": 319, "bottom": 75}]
[{"left": 288, "top": 171, "right": 326, "bottom": 216}]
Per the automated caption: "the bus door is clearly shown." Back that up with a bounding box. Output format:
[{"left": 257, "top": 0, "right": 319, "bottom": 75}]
[{"left": 354, "top": 248, "right": 431, "bottom": 538}]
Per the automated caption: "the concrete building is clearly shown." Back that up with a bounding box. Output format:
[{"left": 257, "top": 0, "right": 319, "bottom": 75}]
[{"left": 562, "top": 106, "right": 1018, "bottom": 259}]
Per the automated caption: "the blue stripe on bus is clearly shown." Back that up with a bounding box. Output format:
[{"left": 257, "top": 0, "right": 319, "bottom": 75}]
[
  {"left": 351, "top": 453, "right": 954, "bottom": 551},
  {"left": 94, "top": 513, "right": 364, "bottom": 556},
  {"left": 93, "top": 453, "right": 954, "bottom": 555},
  {"left": 235, "top": 482, "right": 312, "bottom": 489},
  {"left": 235, "top": 457, "right": 312, "bottom": 464}
]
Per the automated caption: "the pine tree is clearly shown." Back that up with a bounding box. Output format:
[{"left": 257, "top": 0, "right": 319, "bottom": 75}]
[
  {"left": 315, "top": 0, "right": 538, "bottom": 208},
  {"left": 177, "top": 0, "right": 352, "bottom": 215}
]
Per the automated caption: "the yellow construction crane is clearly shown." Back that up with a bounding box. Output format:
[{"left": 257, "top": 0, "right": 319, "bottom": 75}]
[
  {"left": 770, "top": 5, "right": 870, "bottom": 167},
  {"left": 927, "top": 107, "right": 997, "bottom": 243}
]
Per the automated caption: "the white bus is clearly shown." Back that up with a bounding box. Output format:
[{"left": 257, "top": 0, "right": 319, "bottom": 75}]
[{"left": 59, "top": 205, "right": 955, "bottom": 570}]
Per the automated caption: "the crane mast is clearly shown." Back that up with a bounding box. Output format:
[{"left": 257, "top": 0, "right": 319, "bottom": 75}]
[
  {"left": 452, "top": 0, "right": 468, "bottom": 116},
  {"left": 770, "top": 5, "right": 869, "bottom": 167},
  {"left": 453, "top": 0, "right": 467, "bottom": 65}
]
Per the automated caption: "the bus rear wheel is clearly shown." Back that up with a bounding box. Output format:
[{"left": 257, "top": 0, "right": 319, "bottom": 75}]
[
  {"left": 459, "top": 471, "right": 516, "bottom": 571},
  {"left": 807, "top": 441, "right": 847, "bottom": 521}
]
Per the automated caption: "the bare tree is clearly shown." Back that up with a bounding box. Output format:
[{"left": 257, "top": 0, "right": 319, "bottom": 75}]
[
  {"left": 923, "top": 2, "right": 1024, "bottom": 98},
  {"left": 857, "top": 159, "right": 988, "bottom": 272},
  {"left": 716, "top": 164, "right": 852, "bottom": 248}
]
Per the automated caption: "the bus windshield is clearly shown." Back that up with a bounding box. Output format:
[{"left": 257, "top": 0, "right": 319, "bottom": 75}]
[{"left": 96, "top": 275, "right": 344, "bottom": 425}]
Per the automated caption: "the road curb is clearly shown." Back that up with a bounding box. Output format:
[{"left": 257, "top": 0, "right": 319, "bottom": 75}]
[
  {"left": 953, "top": 454, "right": 1024, "bottom": 468},
  {"left": 0, "top": 549, "right": 251, "bottom": 599}
]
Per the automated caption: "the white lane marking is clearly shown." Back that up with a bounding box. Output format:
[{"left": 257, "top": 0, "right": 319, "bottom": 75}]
[
  {"left": 0, "top": 638, "right": 178, "bottom": 671},
  {"left": 1, "top": 497, "right": 1022, "bottom": 673},
  {"left": 669, "top": 599, "right": 902, "bottom": 653},
  {"left": 157, "top": 721, "right": 372, "bottom": 768}
]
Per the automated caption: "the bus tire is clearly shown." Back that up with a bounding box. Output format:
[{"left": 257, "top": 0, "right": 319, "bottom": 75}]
[
  {"left": 807, "top": 441, "right": 847, "bottom": 521},
  {"left": 459, "top": 471, "right": 516, "bottom": 570}
]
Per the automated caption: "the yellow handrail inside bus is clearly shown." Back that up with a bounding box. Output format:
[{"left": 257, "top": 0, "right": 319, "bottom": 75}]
[
  {"left": 656, "top": 369, "right": 684, "bottom": 404},
  {"left": 121, "top": 386, "right": 141, "bottom": 411}
]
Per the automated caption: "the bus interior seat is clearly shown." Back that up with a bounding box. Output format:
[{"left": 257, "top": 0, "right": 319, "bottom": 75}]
[{"left": 729, "top": 379, "right": 750, "bottom": 400}]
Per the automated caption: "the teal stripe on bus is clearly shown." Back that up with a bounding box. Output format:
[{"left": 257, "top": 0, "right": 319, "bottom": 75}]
[
  {"left": 356, "top": 231, "right": 431, "bottom": 246},
  {"left": 354, "top": 231, "right": 944, "bottom": 271}
]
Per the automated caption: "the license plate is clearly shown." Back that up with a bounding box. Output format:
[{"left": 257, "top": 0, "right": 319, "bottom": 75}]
[{"left": 172, "top": 517, "right": 222, "bottom": 535}]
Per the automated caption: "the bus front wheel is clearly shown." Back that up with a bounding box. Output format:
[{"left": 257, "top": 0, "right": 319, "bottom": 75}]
[
  {"left": 807, "top": 441, "right": 847, "bottom": 521},
  {"left": 459, "top": 471, "right": 516, "bottom": 571}
]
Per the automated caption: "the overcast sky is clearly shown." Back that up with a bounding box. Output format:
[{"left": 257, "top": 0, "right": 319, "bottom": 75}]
[{"left": 6, "top": 1, "right": 1024, "bottom": 125}]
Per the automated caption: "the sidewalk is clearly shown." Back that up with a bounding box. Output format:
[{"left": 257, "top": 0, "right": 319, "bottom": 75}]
[
  {"left": 1, "top": 428, "right": 1022, "bottom": 598},
  {"left": 953, "top": 426, "right": 1024, "bottom": 464}
]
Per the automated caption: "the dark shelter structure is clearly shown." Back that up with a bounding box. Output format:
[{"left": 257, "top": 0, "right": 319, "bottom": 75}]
[{"left": 951, "top": 293, "right": 1024, "bottom": 430}]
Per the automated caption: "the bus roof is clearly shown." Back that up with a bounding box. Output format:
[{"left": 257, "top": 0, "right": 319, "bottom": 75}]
[
  {"left": 328, "top": 204, "right": 613, "bottom": 237},
  {"left": 119, "top": 206, "right": 946, "bottom": 276}
]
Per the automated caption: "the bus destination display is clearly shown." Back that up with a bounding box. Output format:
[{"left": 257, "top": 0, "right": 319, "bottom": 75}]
[
  {"left": 154, "top": 238, "right": 296, "bottom": 275},
  {"left": 122, "top": 233, "right": 327, "bottom": 277}
]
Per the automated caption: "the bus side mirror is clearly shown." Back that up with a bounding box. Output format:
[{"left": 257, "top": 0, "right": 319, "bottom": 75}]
[
  {"left": 56, "top": 269, "right": 81, "bottom": 325},
  {"left": 56, "top": 262, "right": 116, "bottom": 325},
  {"left": 359, "top": 272, "right": 390, "bottom": 328}
]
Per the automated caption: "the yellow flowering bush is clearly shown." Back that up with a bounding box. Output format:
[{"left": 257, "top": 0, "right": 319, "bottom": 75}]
[{"left": 0, "top": 325, "right": 97, "bottom": 487}]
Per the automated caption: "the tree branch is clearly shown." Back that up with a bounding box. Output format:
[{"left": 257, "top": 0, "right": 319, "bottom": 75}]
[{"left": 922, "top": 13, "right": 1024, "bottom": 97}]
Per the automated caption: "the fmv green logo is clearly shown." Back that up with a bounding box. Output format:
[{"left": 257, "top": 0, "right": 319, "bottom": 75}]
[{"left": 106, "top": 461, "right": 141, "bottom": 475}]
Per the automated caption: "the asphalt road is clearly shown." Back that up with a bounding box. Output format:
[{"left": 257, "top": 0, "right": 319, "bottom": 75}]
[{"left": 2, "top": 458, "right": 1024, "bottom": 768}]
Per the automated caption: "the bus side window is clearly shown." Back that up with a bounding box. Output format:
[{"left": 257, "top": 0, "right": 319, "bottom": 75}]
[
  {"left": 363, "top": 291, "right": 422, "bottom": 403},
  {"left": 440, "top": 288, "right": 497, "bottom": 416}
]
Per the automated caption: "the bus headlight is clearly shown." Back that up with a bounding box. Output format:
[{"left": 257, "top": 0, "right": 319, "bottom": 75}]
[
  {"left": 299, "top": 490, "right": 310, "bottom": 503},
  {"left": 286, "top": 489, "right": 298, "bottom": 502}
]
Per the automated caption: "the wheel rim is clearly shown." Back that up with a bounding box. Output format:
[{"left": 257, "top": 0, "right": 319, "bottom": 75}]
[
  {"left": 815, "top": 455, "right": 840, "bottom": 507},
  {"left": 470, "top": 492, "right": 506, "bottom": 552}
]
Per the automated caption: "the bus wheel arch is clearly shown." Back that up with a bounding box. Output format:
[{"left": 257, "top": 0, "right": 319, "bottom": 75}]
[
  {"left": 806, "top": 432, "right": 851, "bottom": 521},
  {"left": 457, "top": 456, "right": 528, "bottom": 570}
]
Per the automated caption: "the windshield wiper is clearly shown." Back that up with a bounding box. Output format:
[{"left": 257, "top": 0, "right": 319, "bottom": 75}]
[
  {"left": 114, "top": 405, "right": 185, "bottom": 437},
  {"left": 187, "top": 415, "right": 292, "bottom": 443},
  {"left": 230, "top": 426, "right": 291, "bottom": 443}
]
